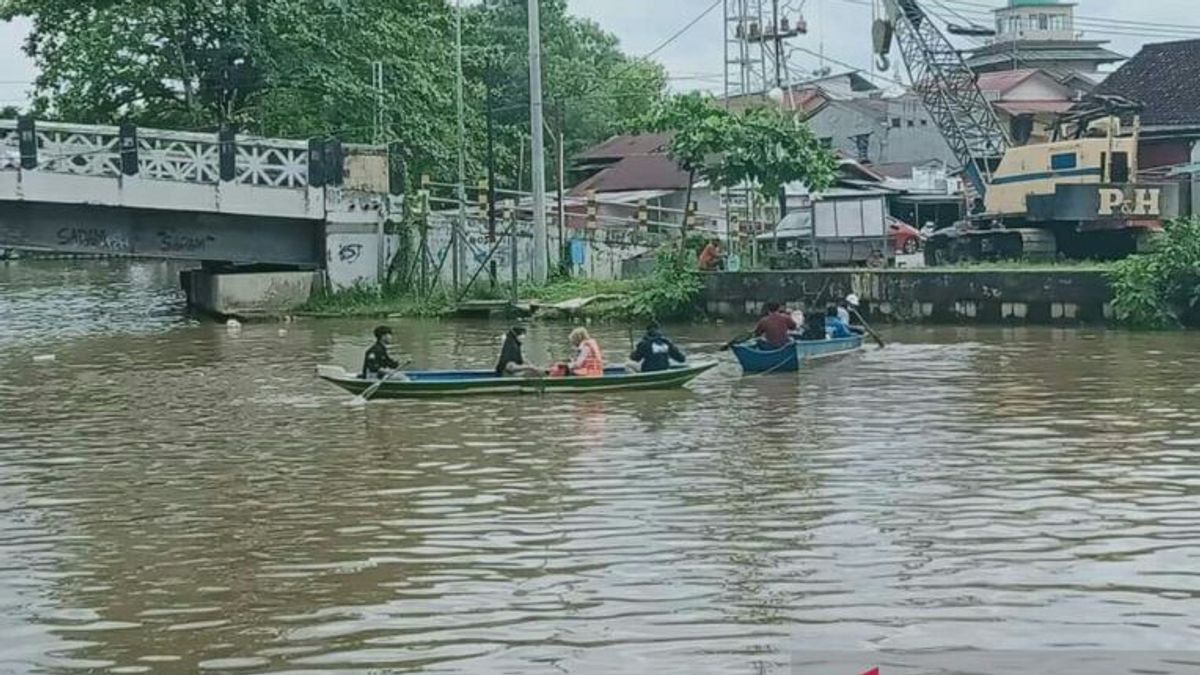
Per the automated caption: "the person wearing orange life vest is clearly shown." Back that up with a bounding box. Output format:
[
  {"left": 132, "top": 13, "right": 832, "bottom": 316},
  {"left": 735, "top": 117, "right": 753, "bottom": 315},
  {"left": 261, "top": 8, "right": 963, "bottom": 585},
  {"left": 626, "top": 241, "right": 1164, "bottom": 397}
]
[{"left": 567, "top": 327, "right": 605, "bottom": 377}]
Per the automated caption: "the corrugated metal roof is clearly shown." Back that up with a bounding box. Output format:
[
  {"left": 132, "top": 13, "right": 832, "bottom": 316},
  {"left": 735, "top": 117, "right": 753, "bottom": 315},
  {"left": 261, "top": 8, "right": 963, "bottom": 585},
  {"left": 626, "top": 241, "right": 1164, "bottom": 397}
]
[
  {"left": 574, "top": 133, "right": 672, "bottom": 161},
  {"left": 569, "top": 155, "right": 691, "bottom": 194}
]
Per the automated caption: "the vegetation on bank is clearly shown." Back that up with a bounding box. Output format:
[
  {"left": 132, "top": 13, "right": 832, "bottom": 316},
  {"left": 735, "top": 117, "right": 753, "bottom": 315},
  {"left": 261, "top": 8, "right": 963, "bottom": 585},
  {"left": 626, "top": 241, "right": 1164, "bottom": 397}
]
[
  {"left": 1108, "top": 218, "right": 1200, "bottom": 328},
  {"left": 2, "top": 0, "right": 665, "bottom": 186},
  {"left": 297, "top": 252, "right": 704, "bottom": 322}
]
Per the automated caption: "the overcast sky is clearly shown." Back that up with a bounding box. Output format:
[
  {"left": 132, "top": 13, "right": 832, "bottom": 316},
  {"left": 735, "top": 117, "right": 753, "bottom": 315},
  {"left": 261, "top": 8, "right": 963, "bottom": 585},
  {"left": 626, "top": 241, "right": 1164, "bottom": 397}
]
[{"left": 4, "top": 0, "right": 1200, "bottom": 108}]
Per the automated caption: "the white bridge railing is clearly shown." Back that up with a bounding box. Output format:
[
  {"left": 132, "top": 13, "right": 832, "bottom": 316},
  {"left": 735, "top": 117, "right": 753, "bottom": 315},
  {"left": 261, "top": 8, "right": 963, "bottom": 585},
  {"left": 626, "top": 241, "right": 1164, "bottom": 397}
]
[{"left": 0, "top": 119, "right": 311, "bottom": 188}]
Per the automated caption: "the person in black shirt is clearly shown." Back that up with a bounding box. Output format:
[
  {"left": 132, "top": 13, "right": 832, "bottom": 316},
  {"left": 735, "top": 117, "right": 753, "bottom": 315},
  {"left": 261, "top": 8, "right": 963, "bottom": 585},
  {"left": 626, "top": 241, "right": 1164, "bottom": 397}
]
[
  {"left": 627, "top": 322, "right": 686, "bottom": 373},
  {"left": 494, "top": 326, "right": 543, "bottom": 377},
  {"left": 362, "top": 325, "right": 400, "bottom": 379}
]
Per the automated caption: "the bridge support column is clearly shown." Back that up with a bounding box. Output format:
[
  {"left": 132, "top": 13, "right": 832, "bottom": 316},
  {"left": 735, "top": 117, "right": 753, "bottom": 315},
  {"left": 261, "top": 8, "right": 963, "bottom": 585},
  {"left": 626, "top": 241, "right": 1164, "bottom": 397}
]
[
  {"left": 182, "top": 268, "right": 324, "bottom": 319},
  {"left": 324, "top": 189, "right": 396, "bottom": 291}
]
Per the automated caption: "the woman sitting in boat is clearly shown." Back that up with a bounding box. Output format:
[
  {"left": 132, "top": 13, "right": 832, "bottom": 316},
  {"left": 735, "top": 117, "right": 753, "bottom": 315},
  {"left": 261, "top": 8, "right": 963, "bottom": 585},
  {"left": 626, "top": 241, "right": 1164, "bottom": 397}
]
[
  {"left": 495, "top": 326, "right": 544, "bottom": 378},
  {"left": 362, "top": 325, "right": 400, "bottom": 379},
  {"left": 825, "top": 305, "right": 854, "bottom": 339},
  {"left": 627, "top": 322, "right": 686, "bottom": 373},
  {"left": 753, "top": 302, "right": 797, "bottom": 349},
  {"left": 565, "top": 327, "right": 605, "bottom": 377}
]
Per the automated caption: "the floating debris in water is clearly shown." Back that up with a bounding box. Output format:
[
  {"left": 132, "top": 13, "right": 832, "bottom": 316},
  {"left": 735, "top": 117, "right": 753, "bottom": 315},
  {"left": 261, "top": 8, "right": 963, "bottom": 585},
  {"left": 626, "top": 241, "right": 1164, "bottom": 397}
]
[{"left": 32, "top": 354, "right": 56, "bottom": 363}]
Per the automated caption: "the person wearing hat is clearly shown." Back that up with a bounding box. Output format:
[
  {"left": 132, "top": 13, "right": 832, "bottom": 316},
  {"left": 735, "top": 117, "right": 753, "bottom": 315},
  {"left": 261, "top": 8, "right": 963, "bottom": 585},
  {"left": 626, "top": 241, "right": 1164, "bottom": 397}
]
[
  {"left": 495, "top": 326, "right": 544, "bottom": 377},
  {"left": 839, "top": 294, "right": 866, "bottom": 336},
  {"left": 362, "top": 325, "right": 401, "bottom": 379},
  {"left": 627, "top": 322, "right": 686, "bottom": 373}
]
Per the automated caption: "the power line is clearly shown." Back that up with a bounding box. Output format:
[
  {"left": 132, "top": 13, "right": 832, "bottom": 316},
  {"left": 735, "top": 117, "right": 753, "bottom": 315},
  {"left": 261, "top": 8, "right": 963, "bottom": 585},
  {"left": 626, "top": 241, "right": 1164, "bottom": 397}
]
[{"left": 943, "top": 0, "right": 1200, "bottom": 33}]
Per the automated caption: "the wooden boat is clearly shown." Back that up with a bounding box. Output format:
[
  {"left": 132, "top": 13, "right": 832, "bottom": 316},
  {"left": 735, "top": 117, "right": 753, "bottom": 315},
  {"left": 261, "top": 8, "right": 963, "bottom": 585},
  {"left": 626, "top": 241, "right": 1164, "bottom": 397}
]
[
  {"left": 731, "top": 336, "right": 864, "bottom": 374},
  {"left": 316, "top": 361, "right": 718, "bottom": 399}
]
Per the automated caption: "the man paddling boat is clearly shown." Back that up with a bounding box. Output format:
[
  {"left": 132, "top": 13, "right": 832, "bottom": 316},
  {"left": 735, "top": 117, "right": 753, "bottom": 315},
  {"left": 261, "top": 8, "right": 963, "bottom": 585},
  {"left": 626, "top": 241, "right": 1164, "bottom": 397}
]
[{"left": 362, "top": 325, "right": 401, "bottom": 379}]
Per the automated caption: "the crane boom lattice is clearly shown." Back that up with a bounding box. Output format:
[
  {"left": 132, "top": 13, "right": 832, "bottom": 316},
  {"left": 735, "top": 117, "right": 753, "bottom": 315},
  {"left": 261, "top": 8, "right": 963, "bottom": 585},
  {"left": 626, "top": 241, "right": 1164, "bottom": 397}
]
[{"left": 886, "top": 0, "right": 1009, "bottom": 197}]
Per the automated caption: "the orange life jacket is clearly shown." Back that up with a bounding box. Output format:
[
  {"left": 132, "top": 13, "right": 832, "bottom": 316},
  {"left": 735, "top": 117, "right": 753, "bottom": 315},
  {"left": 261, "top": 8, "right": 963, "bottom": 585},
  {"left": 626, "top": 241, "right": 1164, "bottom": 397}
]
[{"left": 574, "top": 338, "right": 605, "bottom": 377}]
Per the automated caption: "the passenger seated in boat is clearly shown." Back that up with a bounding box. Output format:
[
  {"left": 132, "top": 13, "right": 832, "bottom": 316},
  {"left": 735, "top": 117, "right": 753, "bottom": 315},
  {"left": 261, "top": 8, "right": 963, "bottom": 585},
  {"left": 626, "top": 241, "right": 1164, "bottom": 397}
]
[
  {"left": 565, "top": 327, "right": 605, "bottom": 377},
  {"left": 627, "top": 322, "right": 686, "bottom": 373},
  {"left": 798, "top": 310, "right": 828, "bottom": 341},
  {"left": 495, "top": 326, "right": 544, "bottom": 378},
  {"left": 753, "top": 302, "right": 797, "bottom": 349},
  {"left": 362, "top": 325, "right": 400, "bottom": 379},
  {"left": 824, "top": 305, "right": 854, "bottom": 339}
]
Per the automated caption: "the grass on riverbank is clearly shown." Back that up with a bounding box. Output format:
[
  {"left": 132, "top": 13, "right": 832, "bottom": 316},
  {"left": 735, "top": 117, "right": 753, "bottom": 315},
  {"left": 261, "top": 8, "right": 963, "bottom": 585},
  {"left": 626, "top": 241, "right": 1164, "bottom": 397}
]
[{"left": 296, "top": 277, "right": 644, "bottom": 319}]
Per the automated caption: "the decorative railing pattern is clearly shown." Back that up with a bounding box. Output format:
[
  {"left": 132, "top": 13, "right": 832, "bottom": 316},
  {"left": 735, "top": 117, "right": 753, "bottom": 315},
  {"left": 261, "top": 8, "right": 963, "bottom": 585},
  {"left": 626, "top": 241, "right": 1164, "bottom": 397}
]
[{"left": 0, "top": 119, "right": 312, "bottom": 189}]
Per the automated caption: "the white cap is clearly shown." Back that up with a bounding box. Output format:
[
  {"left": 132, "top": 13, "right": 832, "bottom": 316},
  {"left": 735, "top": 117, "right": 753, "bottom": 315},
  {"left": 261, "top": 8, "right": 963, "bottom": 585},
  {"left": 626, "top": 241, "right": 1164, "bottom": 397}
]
[{"left": 846, "top": 293, "right": 860, "bottom": 307}]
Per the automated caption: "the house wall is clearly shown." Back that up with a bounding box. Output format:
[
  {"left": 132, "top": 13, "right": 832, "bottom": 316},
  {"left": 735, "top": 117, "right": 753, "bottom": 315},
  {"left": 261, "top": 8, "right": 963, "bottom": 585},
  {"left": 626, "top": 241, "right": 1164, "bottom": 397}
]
[
  {"left": 1005, "top": 76, "right": 1074, "bottom": 101},
  {"left": 804, "top": 100, "right": 955, "bottom": 166}
]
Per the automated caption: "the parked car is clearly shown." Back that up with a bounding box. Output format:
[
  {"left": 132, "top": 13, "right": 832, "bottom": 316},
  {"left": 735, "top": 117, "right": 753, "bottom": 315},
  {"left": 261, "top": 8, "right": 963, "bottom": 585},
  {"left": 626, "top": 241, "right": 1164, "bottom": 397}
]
[{"left": 890, "top": 218, "right": 922, "bottom": 254}]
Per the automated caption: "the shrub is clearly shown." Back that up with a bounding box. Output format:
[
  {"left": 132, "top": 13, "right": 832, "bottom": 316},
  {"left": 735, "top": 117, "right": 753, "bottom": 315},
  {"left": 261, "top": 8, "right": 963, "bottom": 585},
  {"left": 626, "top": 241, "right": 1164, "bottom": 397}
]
[
  {"left": 1109, "top": 217, "right": 1200, "bottom": 328},
  {"left": 623, "top": 251, "right": 703, "bottom": 320}
]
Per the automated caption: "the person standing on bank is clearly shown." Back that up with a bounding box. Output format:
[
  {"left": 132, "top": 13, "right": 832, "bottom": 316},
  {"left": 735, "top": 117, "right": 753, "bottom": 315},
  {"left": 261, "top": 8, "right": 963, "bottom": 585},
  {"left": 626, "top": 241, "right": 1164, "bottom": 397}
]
[
  {"left": 362, "top": 325, "right": 401, "bottom": 379},
  {"left": 627, "top": 322, "right": 686, "bottom": 373}
]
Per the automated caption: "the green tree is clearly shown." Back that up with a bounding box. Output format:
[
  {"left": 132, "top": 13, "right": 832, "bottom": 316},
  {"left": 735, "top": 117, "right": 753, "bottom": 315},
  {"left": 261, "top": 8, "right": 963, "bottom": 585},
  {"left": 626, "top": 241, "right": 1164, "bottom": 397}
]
[
  {"left": 3, "top": 0, "right": 664, "bottom": 189},
  {"left": 637, "top": 92, "right": 838, "bottom": 244}
]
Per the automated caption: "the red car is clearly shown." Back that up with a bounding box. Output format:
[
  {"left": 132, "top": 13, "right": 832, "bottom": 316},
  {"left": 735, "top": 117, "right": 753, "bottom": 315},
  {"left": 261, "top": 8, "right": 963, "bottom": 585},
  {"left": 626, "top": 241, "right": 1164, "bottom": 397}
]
[{"left": 889, "top": 218, "right": 922, "bottom": 254}]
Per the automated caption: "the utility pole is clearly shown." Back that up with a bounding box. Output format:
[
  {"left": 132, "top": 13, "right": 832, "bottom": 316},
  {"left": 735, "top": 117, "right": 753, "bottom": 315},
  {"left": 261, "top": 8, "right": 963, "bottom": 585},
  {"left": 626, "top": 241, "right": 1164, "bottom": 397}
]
[
  {"left": 772, "top": 0, "right": 788, "bottom": 222},
  {"left": 486, "top": 69, "right": 498, "bottom": 289},
  {"left": 528, "top": 0, "right": 549, "bottom": 283},
  {"left": 454, "top": 0, "right": 467, "bottom": 295},
  {"left": 556, "top": 102, "right": 567, "bottom": 278}
]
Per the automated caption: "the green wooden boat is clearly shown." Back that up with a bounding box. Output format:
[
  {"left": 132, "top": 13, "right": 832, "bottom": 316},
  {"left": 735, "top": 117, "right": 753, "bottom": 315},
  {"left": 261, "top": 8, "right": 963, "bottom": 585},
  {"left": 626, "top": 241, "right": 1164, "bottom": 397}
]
[{"left": 316, "top": 361, "right": 718, "bottom": 399}]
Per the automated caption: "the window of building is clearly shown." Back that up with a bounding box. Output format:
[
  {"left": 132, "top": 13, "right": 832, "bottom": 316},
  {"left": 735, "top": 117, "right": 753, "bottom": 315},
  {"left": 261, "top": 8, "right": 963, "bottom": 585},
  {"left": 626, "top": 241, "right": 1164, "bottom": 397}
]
[
  {"left": 996, "top": 19, "right": 1005, "bottom": 34},
  {"left": 920, "top": 119, "right": 928, "bottom": 126},
  {"left": 891, "top": 117, "right": 901, "bottom": 128},
  {"left": 1008, "top": 15, "right": 1021, "bottom": 34},
  {"left": 907, "top": 119, "right": 915, "bottom": 127},
  {"left": 1038, "top": 13, "right": 1049, "bottom": 30},
  {"left": 1050, "top": 152, "right": 1077, "bottom": 171},
  {"left": 1048, "top": 14, "right": 1064, "bottom": 31}
]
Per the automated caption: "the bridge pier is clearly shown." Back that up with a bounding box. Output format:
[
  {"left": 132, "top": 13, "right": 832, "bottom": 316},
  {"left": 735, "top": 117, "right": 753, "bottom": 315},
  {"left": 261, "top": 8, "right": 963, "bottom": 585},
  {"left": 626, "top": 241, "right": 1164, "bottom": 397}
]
[{"left": 181, "top": 267, "right": 324, "bottom": 319}]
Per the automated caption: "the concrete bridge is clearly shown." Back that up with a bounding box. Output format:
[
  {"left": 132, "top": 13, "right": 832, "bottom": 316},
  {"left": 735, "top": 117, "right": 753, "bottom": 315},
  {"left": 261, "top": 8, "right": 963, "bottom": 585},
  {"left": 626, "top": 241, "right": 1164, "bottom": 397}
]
[{"left": 1, "top": 118, "right": 401, "bottom": 311}]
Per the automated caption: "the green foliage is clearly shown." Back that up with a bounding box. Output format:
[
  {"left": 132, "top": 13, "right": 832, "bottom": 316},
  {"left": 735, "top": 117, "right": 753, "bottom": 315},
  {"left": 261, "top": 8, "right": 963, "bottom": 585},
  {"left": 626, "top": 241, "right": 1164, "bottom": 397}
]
[
  {"left": 635, "top": 92, "right": 838, "bottom": 202},
  {"left": 298, "top": 282, "right": 450, "bottom": 318},
  {"left": 3, "top": 0, "right": 665, "bottom": 187},
  {"left": 1109, "top": 218, "right": 1200, "bottom": 328},
  {"left": 623, "top": 251, "right": 703, "bottom": 321}
]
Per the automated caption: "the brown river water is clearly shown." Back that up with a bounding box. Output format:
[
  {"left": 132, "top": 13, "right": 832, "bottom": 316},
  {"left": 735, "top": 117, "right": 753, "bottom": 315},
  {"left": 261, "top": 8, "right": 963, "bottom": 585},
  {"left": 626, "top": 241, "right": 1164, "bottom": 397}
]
[{"left": 1, "top": 260, "right": 1199, "bottom": 674}]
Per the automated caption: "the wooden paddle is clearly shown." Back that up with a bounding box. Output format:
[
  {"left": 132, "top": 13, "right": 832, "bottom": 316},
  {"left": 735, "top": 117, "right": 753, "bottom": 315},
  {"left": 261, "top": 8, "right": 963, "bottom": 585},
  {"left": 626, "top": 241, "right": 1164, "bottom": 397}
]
[
  {"left": 719, "top": 333, "right": 752, "bottom": 351},
  {"left": 354, "top": 359, "right": 413, "bottom": 403},
  {"left": 850, "top": 308, "right": 886, "bottom": 349}
]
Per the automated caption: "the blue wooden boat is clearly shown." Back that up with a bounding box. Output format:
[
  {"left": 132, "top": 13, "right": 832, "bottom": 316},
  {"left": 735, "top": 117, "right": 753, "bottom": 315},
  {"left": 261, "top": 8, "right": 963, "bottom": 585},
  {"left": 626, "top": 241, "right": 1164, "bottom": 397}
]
[{"left": 731, "top": 336, "right": 864, "bottom": 374}]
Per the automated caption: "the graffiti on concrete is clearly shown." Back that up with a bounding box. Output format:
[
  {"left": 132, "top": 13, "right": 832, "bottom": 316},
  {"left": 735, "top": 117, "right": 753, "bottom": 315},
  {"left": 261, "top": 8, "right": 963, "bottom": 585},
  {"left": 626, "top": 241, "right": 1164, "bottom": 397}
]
[
  {"left": 338, "top": 243, "right": 364, "bottom": 263},
  {"left": 56, "top": 227, "right": 131, "bottom": 252},
  {"left": 158, "top": 231, "right": 216, "bottom": 253}
]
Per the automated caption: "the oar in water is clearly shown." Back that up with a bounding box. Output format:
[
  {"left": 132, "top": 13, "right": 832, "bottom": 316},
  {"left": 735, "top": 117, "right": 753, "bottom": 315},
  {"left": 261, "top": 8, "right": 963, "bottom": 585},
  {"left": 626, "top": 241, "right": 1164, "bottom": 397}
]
[
  {"left": 350, "top": 360, "right": 413, "bottom": 405},
  {"left": 850, "top": 308, "right": 886, "bottom": 349},
  {"left": 719, "top": 333, "right": 752, "bottom": 351}
]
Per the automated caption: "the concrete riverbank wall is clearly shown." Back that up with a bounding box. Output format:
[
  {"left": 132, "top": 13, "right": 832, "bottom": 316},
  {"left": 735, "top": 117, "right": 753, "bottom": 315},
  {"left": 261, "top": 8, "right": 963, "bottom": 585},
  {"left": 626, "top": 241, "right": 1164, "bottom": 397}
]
[{"left": 702, "top": 269, "right": 1115, "bottom": 324}]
